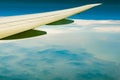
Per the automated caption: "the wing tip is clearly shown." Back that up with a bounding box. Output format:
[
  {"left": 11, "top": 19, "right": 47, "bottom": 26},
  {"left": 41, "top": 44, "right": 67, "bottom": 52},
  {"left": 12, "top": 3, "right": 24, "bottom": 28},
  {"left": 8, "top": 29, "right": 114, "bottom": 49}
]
[{"left": 91, "top": 3, "right": 102, "bottom": 6}]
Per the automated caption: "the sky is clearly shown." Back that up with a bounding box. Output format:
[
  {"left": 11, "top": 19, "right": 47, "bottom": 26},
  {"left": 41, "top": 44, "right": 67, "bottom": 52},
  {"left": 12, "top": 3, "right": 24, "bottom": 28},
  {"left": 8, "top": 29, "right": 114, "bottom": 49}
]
[{"left": 0, "top": 0, "right": 120, "bottom": 20}]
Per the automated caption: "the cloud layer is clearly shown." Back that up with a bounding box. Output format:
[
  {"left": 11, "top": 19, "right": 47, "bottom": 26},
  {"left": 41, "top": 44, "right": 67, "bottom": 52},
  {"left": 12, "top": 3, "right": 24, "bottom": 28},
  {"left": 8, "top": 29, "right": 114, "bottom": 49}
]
[{"left": 0, "top": 19, "right": 120, "bottom": 80}]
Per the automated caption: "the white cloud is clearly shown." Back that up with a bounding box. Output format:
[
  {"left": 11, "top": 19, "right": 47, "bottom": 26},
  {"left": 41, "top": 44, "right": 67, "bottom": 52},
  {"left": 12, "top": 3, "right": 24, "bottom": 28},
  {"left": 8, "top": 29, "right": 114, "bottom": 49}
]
[
  {"left": 37, "top": 19, "right": 120, "bottom": 33},
  {"left": 74, "top": 19, "right": 120, "bottom": 26},
  {"left": 73, "top": 19, "right": 120, "bottom": 32},
  {"left": 93, "top": 27, "right": 120, "bottom": 32}
]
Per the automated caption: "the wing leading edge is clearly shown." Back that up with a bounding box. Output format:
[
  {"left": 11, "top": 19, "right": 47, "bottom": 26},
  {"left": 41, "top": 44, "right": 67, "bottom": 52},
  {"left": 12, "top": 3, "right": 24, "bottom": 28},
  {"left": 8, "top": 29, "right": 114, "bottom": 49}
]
[{"left": 0, "top": 3, "right": 101, "bottom": 39}]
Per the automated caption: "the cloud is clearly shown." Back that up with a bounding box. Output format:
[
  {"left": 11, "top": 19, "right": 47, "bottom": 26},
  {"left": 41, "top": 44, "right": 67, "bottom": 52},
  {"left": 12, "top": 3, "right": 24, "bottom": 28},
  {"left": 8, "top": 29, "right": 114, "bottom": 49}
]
[
  {"left": 36, "top": 19, "right": 120, "bottom": 34},
  {"left": 36, "top": 24, "right": 81, "bottom": 34},
  {"left": 0, "top": 42, "right": 120, "bottom": 80},
  {"left": 74, "top": 19, "right": 120, "bottom": 26},
  {"left": 93, "top": 27, "right": 120, "bottom": 32}
]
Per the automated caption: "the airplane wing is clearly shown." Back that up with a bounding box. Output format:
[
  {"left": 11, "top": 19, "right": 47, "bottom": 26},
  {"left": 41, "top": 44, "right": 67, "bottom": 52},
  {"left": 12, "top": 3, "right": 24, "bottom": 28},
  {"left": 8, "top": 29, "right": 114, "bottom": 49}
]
[{"left": 0, "top": 3, "right": 101, "bottom": 39}]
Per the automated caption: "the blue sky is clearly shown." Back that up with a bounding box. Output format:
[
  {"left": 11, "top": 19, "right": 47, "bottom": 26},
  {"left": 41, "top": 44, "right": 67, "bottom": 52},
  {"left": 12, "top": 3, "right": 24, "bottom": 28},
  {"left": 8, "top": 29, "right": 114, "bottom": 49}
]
[{"left": 0, "top": 0, "right": 120, "bottom": 20}]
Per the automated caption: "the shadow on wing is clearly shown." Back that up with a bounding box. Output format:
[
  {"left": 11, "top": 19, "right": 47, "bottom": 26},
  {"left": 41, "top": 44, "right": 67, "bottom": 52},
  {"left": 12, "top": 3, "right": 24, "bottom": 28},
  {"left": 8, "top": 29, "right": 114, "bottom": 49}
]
[
  {"left": 1, "top": 29, "right": 47, "bottom": 40},
  {"left": 47, "top": 19, "right": 74, "bottom": 25}
]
